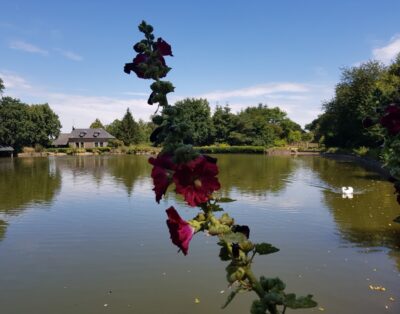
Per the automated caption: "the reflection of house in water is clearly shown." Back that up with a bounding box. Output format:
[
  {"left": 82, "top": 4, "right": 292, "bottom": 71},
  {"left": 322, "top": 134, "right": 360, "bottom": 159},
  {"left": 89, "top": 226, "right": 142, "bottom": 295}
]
[{"left": 0, "top": 145, "right": 14, "bottom": 158}]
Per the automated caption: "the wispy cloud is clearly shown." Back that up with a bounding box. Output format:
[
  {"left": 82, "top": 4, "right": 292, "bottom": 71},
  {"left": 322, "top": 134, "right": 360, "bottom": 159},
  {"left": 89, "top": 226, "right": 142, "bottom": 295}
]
[
  {"left": 199, "top": 83, "right": 309, "bottom": 101},
  {"left": 9, "top": 40, "right": 48, "bottom": 56},
  {"left": 373, "top": 35, "right": 400, "bottom": 64},
  {"left": 54, "top": 48, "right": 83, "bottom": 61},
  {"left": 0, "top": 71, "right": 32, "bottom": 89},
  {"left": 1, "top": 72, "right": 333, "bottom": 130}
]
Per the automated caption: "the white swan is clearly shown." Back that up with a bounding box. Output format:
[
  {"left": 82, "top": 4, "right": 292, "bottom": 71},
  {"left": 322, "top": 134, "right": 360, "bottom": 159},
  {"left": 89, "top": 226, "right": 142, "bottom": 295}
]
[
  {"left": 342, "top": 187, "right": 353, "bottom": 194},
  {"left": 342, "top": 186, "right": 353, "bottom": 198}
]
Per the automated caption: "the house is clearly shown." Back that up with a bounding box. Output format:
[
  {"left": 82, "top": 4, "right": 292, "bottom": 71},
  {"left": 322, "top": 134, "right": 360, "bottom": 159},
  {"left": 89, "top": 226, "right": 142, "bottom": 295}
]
[
  {"left": 0, "top": 145, "right": 14, "bottom": 158},
  {"left": 53, "top": 128, "right": 115, "bottom": 148}
]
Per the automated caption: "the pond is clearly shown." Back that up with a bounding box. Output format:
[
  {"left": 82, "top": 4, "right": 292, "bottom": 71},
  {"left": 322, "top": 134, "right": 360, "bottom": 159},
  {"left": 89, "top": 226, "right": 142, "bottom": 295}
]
[{"left": 0, "top": 155, "right": 399, "bottom": 314}]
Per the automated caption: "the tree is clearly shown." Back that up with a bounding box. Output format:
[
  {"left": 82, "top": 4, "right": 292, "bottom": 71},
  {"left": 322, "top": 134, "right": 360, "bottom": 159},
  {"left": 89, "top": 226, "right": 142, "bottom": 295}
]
[
  {"left": 212, "top": 105, "right": 237, "bottom": 143},
  {"left": 119, "top": 108, "right": 140, "bottom": 145},
  {"left": 90, "top": 118, "right": 104, "bottom": 129},
  {"left": 0, "top": 96, "right": 61, "bottom": 151},
  {"left": 169, "top": 98, "right": 214, "bottom": 146},
  {"left": 0, "top": 78, "right": 4, "bottom": 94}
]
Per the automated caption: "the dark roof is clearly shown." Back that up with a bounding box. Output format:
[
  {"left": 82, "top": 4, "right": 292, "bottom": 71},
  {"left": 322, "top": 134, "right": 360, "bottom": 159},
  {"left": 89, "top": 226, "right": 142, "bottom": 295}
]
[
  {"left": 0, "top": 145, "right": 14, "bottom": 152},
  {"left": 69, "top": 128, "right": 115, "bottom": 139},
  {"left": 52, "top": 133, "right": 70, "bottom": 146}
]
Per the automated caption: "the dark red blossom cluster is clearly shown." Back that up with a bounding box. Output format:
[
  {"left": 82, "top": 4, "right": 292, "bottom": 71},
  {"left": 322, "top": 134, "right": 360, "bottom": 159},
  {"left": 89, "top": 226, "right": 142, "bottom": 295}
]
[
  {"left": 124, "top": 37, "right": 172, "bottom": 79},
  {"left": 148, "top": 154, "right": 221, "bottom": 206},
  {"left": 380, "top": 103, "right": 400, "bottom": 136}
]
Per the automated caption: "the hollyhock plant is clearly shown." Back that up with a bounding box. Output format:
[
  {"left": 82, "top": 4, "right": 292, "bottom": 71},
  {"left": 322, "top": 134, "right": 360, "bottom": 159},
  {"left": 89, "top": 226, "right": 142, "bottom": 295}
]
[
  {"left": 380, "top": 103, "right": 400, "bottom": 135},
  {"left": 166, "top": 206, "right": 195, "bottom": 255},
  {"left": 125, "top": 21, "right": 318, "bottom": 313},
  {"left": 155, "top": 38, "right": 173, "bottom": 56},
  {"left": 148, "top": 154, "right": 176, "bottom": 203},
  {"left": 174, "top": 155, "right": 221, "bottom": 206}
]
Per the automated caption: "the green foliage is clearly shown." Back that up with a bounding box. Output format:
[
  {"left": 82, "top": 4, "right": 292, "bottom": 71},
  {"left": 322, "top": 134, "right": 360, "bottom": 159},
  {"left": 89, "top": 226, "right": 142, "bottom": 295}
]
[
  {"left": 352, "top": 146, "right": 369, "bottom": 157},
  {"left": 0, "top": 78, "right": 4, "bottom": 94},
  {"left": 196, "top": 145, "right": 265, "bottom": 154},
  {"left": 89, "top": 118, "right": 104, "bottom": 129},
  {"left": 0, "top": 94, "right": 61, "bottom": 152},
  {"left": 254, "top": 243, "right": 280, "bottom": 255}
]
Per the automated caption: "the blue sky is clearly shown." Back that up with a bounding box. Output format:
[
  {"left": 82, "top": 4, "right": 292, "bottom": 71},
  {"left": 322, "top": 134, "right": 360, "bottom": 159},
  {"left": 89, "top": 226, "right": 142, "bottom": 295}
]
[{"left": 1, "top": 0, "right": 400, "bottom": 131}]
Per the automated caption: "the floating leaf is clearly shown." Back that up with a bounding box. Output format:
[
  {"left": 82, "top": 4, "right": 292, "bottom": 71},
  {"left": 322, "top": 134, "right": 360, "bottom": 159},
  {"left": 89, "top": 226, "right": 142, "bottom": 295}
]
[
  {"left": 255, "top": 243, "right": 280, "bottom": 255},
  {"left": 218, "top": 197, "right": 236, "bottom": 203},
  {"left": 283, "top": 294, "right": 317, "bottom": 309}
]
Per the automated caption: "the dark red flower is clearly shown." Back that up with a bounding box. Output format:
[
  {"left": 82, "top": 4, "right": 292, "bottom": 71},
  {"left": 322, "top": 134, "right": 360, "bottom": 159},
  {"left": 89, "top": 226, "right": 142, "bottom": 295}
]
[
  {"left": 173, "top": 155, "right": 221, "bottom": 206},
  {"left": 148, "top": 154, "right": 176, "bottom": 203},
  {"left": 380, "top": 103, "right": 400, "bottom": 135},
  {"left": 155, "top": 38, "right": 173, "bottom": 56},
  {"left": 124, "top": 53, "right": 148, "bottom": 78},
  {"left": 166, "top": 206, "right": 194, "bottom": 255}
]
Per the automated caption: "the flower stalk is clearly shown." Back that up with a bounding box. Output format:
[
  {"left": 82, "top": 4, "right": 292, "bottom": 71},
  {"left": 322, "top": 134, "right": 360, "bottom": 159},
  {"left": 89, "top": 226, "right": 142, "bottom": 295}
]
[{"left": 124, "top": 20, "right": 317, "bottom": 313}]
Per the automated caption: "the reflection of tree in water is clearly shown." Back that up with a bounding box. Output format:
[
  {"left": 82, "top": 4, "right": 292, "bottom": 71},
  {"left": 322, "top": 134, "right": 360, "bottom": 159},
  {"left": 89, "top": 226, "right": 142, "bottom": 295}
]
[
  {"left": 216, "top": 154, "right": 295, "bottom": 195},
  {"left": 0, "top": 158, "right": 61, "bottom": 214},
  {"left": 303, "top": 157, "right": 400, "bottom": 269},
  {"left": 107, "top": 155, "right": 151, "bottom": 196},
  {"left": 56, "top": 156, "right": 108, "bottom": 185},
  {"left": 0, "top": 220, "right": 7, "bottom": 241},
  {"left": 0, "top": 158, "right": 61, "bottom": 241}
]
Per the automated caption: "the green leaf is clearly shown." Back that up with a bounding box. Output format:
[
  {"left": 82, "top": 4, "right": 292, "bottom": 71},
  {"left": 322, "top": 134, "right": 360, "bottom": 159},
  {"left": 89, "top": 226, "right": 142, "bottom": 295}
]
[
  {"left": 219, "top": 232, "right": 247, "bottom": 245},
  {"left": 393, "top": 215, "right": 400, "bottom": 223},
  {"left": 263, "top": 291, "right": 284, "bottom": 305},
  {"left": 255, "top": 243, "right": 280, "bottom": 255},
  {"left": 218, "top": 197, "right": 236, "bottom": 203},
  {"left": 221, "top": 288, "right": 240, "bottom": 309},
  {"left": 260, "top": 277, "right": 286, "bottom": 292},
  {"left": 219, "top": 247, "right": 231, "bottom": 261},
  {"left": 283, "top": 294, "right": 317, "bottom": 309},
  {"left": 250, "top": 300, "right": 266, "bottom": 314}
]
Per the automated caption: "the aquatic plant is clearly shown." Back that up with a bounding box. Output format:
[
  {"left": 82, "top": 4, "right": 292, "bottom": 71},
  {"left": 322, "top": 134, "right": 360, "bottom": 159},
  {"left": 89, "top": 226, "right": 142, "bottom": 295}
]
[{"left": 124, "top": 21, "right": 317, "bottom": 313}]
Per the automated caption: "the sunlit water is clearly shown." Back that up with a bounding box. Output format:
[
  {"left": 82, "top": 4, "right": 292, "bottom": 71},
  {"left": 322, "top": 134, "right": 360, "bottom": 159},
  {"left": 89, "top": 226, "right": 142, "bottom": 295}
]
[{"left": 0, "top": 155, "right": 399, "bottom": 314}]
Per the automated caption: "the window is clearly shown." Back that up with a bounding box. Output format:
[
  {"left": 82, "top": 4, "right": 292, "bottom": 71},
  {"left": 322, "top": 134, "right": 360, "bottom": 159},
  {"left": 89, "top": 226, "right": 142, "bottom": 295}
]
[
  {"left": 76, "top": 142, "right": 80, "bottom": 148},
  {"left": 100, "top": 142, "right": 103, "bottom": 147},
  {"left": 81, "top": 142, "right": 84, "bottom": 148},
  {"left": 95, "top": 142, "right": 98, "bottom": 147}
]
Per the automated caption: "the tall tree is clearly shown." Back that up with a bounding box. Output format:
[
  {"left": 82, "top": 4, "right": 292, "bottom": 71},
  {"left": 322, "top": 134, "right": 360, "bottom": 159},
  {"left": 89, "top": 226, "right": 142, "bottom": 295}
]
[
  {"left": 170, "top": 98, "right": 213, "bottom": 146},
  {"left": 0, "top": 96, "right": 61, "bottom": 151},
  {"left": 212, "top": 105, "right": 237, "bottom": 143},
  {"left": 89, "top": 118, "right": 105, "bottom": 129},
  {"left": 0, "top": 78, "right": 4, "bottom": 94},
  {"left": 119, "top": 108, "right": 140, "bottom": 145}
]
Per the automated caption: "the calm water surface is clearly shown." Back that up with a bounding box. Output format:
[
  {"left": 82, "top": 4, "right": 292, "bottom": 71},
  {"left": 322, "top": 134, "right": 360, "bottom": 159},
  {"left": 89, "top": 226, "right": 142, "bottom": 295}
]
[{"left": 0, "top": 155, "right": 399, "bottom": 314}]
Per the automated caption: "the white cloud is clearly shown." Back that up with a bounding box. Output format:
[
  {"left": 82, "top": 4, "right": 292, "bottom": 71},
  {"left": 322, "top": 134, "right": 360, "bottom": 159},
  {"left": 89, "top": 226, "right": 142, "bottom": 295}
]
[
  {"left": 9, "top": 40, "right": 48, "bottom": 56},
  {"left": 372, "top": 35, "right": 400, "bottom": 64},
  {"left": 0, "top": 71, "right": 32, "bottom": 89},
  {"left": 1, "top": 72, "right": 333, "bottom": 130},
  {"left": 54, "top": 48, "right": 83, "bottom": 61},
  {"left": 195, "top": 83, "right": 333, "bottom": 127},
  {"left": 199, "top": 83, "right": 309, "bottom": 101}
]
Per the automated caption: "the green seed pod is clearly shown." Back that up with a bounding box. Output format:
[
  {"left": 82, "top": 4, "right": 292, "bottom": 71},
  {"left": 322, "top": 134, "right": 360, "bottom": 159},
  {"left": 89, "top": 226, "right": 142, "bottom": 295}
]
[{"left": 239, "top": 240, "right": 255, "bottom": 253}]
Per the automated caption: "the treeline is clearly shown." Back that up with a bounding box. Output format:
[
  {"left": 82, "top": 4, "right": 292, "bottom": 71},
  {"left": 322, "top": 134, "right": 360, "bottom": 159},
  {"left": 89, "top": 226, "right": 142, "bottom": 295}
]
[
  {"left": 102, "top": 98, "right": 310, "bottom": 147},
  {"left": 306, "top": 54, "right": 400, "bottom": 149},
  {"left": 0, "top": 79, "right": 61, "bottom": 151}
]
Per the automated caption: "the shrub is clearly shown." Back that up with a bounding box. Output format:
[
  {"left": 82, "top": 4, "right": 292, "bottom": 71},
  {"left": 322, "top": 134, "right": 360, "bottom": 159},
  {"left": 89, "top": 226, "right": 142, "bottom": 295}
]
[{"left": 195, "top": 145, "right": 265, "bottom": 154}]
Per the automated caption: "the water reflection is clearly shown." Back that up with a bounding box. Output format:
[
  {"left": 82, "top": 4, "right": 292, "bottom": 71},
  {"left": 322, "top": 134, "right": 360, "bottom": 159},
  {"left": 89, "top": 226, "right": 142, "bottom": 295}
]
[
  {"left": 216, "top": 154, "right": 295, "bottom": 195},
  {"left": 0, "top": 220, "right": 7, "bottom": 241},
  {"left": 303, "top": 157, "right": 400, "bottom": 268},
  {"left": 0, "top": 158, "right": 61, "bottom": 215},
  {"left": 107, "top": 155, "right": 150, "bottom": 195}
]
